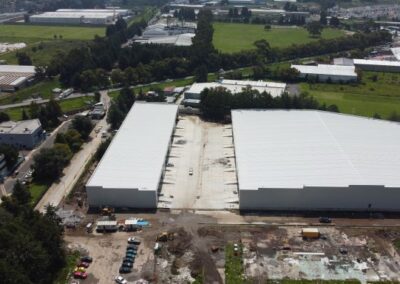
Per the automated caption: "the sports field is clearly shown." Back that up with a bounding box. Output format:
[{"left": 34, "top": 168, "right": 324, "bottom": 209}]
[
  {"left": 212, "top": 23, "right": 346, "bottom": 53},
  {"left": 300, "top": 71, "right": 400, "bottom": 119},
  {"left": 0, "top": 24, "right": 105, "bottom": 42}
]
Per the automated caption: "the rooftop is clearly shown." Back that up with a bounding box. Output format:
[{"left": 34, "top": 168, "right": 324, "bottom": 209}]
[
  {"left": 87, "top": 102, "right": 178, "bottom": 191},
  {"left": 186, "top": 79, "right": 287, "bottom": 97},
  {"left": 353, "top": 58, "right": 400, "bottom": 67},
  {"left": 0, "top": 119, "right": 41, "bottom": 135},
  {"left": 0, "top": 65, "right": 35, "bottom": 74},
  {"left": 232, "top": 110, "right": 400, "bottom": 190},
  {"left": 291, "top": 64, "right": 357, "bottom": 77}
]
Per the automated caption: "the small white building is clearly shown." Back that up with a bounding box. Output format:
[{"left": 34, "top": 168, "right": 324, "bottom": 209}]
[
  {"left": 232, "top": 110, "right": 400, "bottom": 211},
  {"left": 291, "top": 64, "right": 358, "bottom": 82},
  {"left": 0, "top": 65, "right": 35, "bottom": 92},
  {"left": 183, "top": 79, "right": 287, "bottom": 107},
  {"left": 86, "top": 102, "right": 178, "bottom": 209}
]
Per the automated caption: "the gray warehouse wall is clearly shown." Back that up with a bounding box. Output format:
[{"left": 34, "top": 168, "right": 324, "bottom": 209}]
[
  {"left": 240, "top": 185, "right": 400, "bottom": 211},
  {"left": 86, "top": 186, "right": 157, "bottom": 209}
]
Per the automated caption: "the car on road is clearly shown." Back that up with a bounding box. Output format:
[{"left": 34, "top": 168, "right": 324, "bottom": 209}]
[
  {"left": 127, "top": 237, "right": 141, "bottom": 245},
  {"left": 80, "top": 256, "right": 93, "bottom": 263},
  {"left": 115, "top": 275, "right": 128, "bottom": 284},
  {"left": 189, "top": 167, "right": 193, "bottom": 175},
  {"left": 73, "top": 271, "right": 88, "bottom": 279},
  {"left": 125, "top": 252, "right": 136, "bottom": 258},
  {"left": 119, "top": 266, "right": 131, "bottom": 274},
  {"left": 74, "top": 266, "right": 86, "bottom": 273},
  {"left": 122, "top": 262, "right": 133, "bottom": 268},
  {"left": 123, "top": 257, "right": 134, "bottom": 262},
  {"left": 78, "top": 261, "right": 90, "bottom": 268},
  {"left": 126, "top": 248, "right": 137, "bottom": 253},
  {"left": 319, "top": 217, "right": 332, "bottom": 223},
  {"left": 127, "top": 244, "right": 138, "bottom": 249}
]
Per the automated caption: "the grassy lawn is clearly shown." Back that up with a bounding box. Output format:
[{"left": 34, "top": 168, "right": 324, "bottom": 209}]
[
  {"left": 0, "top": 40, "right": 88, "bottom": 66},
  {"left": 0, "top": 24, "right": 103, "bottom": 65},
  {"left": 59, "top": 96, "right": 95, "bottom": 113},
  {"left": 300, "top": 71, "right": 400, "bottom": 119},
  {"left": 225, "top": 243, "right": 244, "bottom": 284},
  {"left": 3, "top": 96, "right": 94, "bottom": 120},
  {"left": 0, "top": 79, "right": 60, "bottom": 105},
  {"left": 213, "top": 23, "right": 346, "bottom": 53},
  {"left": 29, "top": 182, "right": 49, "bottom": 206},
  {"left": 0, "top": 24, "right": 104, "bottom": 42}
]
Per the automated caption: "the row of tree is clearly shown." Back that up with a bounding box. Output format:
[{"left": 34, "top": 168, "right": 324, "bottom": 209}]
[
  {"left": 0, "top": 181, "right": 65, "bottom": 283},
  {"left": 32, "top": 116, "right": 93, "bottom": 182},
  {"left": 200, "top": 87, "right": 339, "bottom": 121}
]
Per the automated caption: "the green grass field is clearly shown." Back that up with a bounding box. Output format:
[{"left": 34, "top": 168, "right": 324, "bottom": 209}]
[
  {"left": 0, "top": 24, "right": 104, "bottom": 42},
  {"left": 212, "top": 23, "right": 346, "bottom": 53},
  {"left": 0, "top": 24, "right": 103, "bottom": 66},
  {"left": 0, "top": 79, "right": 60, "bottom": 105},
  {"left": 29, "top": 183, "right": 49, "bottom": 206},
  {"left": 3, "top": 96, "right": 94, "bottom": 120},
  {"left": 301, "top": 71, "right": 400, "bottom": 119}
]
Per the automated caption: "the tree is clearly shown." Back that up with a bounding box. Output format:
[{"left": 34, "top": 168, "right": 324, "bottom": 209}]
[
  {"left": 32, "top": 146, "right": 72, "bottom": 182},
  {"left": 64, "top": 129, "right": 83, "bottom": 153},
  {"left": 194, "top": 65, "right": 208, "bottom": 83},
  {"left": 320, "top": 10, "right": 328, "bottom": 25},
  {"left": 200, "top": 87, "right": 232, "bottom": 121},
  {"left": 107, "top": 102, "right": 125, "bottom": 129},
  {"left": 16, "top": 52, "right": 32, "bottom": 65},
  {"left": 330, "top": 16, "right": 340, "bottom": 27},
  {"left": 0, "top": 144, "right": 18, "bottom": 169},
  {"left": 71, "top": 116, "right": 93, "bottom": 140},
  {"left": 94, "top": 91, "right": 101, "bottom": 102},
  {"left": 12, "top": 181, "right": 31, "bottom": 206},
  {"left": 29, "top": 101, "right": 40, "bottom": 119},
  {"left": 21, "top": 109, "right": 29, "bottom": 120},
  {"left": 264, "top": 24, "right": 271, "bottom": 31},
  {"left": 307, "top": 21, "right": 323, "bottom": 37},
  {"left": 0, "top": 112, "right": 10, "bottom": 123},
  {"left": 373, "top": 113, "right": 381, "bottom": 119},
  {"left": 34, "top": 66, "right": 46, "bottom": 81}
]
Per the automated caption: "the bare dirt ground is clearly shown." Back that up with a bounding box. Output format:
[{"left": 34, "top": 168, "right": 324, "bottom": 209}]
[{"left": 63, "top": 210, "right": 400, "bottom": 284}]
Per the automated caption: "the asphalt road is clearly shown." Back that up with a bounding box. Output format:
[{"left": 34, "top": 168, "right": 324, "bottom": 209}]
[
  {"left": 1, "top": 120, "right": 71, "bottom": 196},
  {"left": 35, "top": 92, "right": 110, "bottom": 213}
]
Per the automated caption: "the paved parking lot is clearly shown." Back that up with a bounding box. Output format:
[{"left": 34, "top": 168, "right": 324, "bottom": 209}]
[{"left": 158, "top": 116, "right": 238, "bottom": 209}]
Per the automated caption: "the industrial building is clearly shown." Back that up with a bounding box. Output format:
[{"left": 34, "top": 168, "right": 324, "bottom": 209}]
[
  {"left": 29, "top": 8, "right": 130, "bottom": 25},
  {"left": 135, "top": 33, "right": 195, "bottom": 46},
  {"left": 353, "top": 59, "right": 400, "bottom": 72},
  {"left": 232, "top": 110, "right": 400, "bottom": 211},
  {"left": 291, "top": 64, "right": 358, "bottom": 82},
  {"left": 0, "top": 65, "right": 35, "bottom": 92},
  {"left": 0, "top": 119, "right": 44, "bottom": 149},
  {"left": 391, "top": 47, "right": 400, "bottom": 61},
  {"left": 86, "top": 102, "right": 178, "bottom": 209},
  {"left": 183, "top": 79, "right": 287, "bottom": 107}
]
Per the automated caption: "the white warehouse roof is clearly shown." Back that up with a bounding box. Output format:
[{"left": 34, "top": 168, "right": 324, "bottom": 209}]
[
  {"left": 291, "top": 64, "right": 357, "bottom": 77},
  {"left": 232, "top": 110, "right": 400, "bottom": 191},
  {"left": 353, "top": 58, "right": 400, "bottom": 67},
  {"left": 0, "top": 65, "right": 35, "bottom": 73},
  {"left": 391, "top": 47, "right": 400, "bottom": 61},
  {"left": 86, "top": 102, "right": 178, "bottom": 192},
  {"left": 186, "top": 79, "right": 286, "bottom": 97}
]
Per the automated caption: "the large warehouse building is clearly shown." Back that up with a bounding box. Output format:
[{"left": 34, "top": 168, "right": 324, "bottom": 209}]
[
  {"left": 183, "top": 79, "right": 287, "bottom": 107},
  {"left": 291, "top": 64, "right": 358, "bottom": 82},
  {"left": 232, "top": 110, "right": 400, "bottom": 211},
  {"left": 86, "top": 102, "right": 178, "bottom": 209},
  {"left": 30, "top": 8, "right": 130, "bottom": 25},
  {"left": 0, "top": 65, "right": 35, "bottom": 92},
  {"left": 353, "top": 59, "right": 400, "bottom": 72}
]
